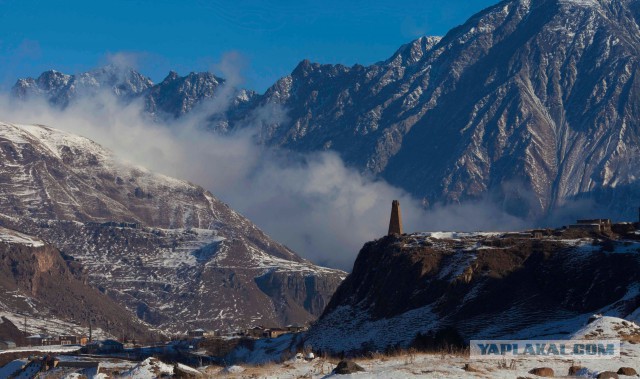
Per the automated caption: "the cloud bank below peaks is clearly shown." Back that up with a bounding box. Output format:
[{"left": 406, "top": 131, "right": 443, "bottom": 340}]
[{"left": 0, "top": 63, "right": 530, "bottom": 271}]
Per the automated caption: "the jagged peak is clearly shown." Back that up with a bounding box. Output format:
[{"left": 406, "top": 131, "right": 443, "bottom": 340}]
[
  {"left": 162, "top": 70, "right": 180, "bottom": 83},
  {"left": 159, "top": 70, "right": 224, "bottom": 85},
  {"left": 36, "top": 69, "right": 71, "bottom": 80},
  {"left": 184, "top": 71, "right": 224, "bottom": 83},
  {"left": 384, "top": 36, "right": 442, "bottom": 67},
  {"left": 291, "top": 59, "right": 315, "bottom": 76}
]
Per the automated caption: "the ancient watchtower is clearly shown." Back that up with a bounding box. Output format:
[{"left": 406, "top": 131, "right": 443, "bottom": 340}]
[{"left": 388, "top": 200, "right": 403, "bottom": 235}]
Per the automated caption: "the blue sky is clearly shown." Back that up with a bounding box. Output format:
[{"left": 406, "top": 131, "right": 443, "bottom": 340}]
[{"left": 0, "top": 0, "right": 498, "bottom": 92}]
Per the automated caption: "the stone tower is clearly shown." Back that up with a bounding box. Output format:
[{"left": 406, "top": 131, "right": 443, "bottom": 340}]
[{"left": 388, "top": 200, "right": 403, "bottom": 235}]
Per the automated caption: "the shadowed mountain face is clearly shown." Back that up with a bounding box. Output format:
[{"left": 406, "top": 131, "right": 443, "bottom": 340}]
[
  {"left": 244, "top": 0, "right": 640, "bottom": 220},
  {"left": 13, "top": 0, "right": 640, "bottom": 222},
  {"left": 0, "top": 122, "right": 345, "bottom": 332},
  {"left": 304, "top": 230, "right": 640, "bottom": 354}
]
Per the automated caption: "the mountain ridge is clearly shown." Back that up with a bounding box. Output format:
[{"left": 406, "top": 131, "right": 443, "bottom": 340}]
[
  {"left": 10, "top": 0, "right": 640, "bottom": 223},
  {"left": 12, "top": 65, "right": 257, "bottom": 121}
]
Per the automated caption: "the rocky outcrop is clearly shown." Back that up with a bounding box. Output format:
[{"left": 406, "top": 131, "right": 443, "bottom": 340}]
[
  {"left": 529, "top": 367, "right": 554, "bottom": 377},
  {"left": 333, "top": 360, "right": 365, "bottom": 375},
  {"left": 0, "top": 227, "right": 155, "bottom": 341},
  {"left": 617, "top": 367, "right": 637, "bottom": 376},
  {"left": 305, "top": 231, "right": 640, "bottom": 353}
]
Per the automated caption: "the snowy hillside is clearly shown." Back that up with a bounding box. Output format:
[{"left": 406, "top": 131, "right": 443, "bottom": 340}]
[
  {"left": 0, "top": 122, "right": 345, "bottom": 331},
  {"left": 207, "top": 316, "right": 640, "bottom": 378}
]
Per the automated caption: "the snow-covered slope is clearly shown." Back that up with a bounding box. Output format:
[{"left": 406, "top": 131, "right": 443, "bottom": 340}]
[
  {"left": 217, "top": 316, "right": 640, "bottom": 377},
  {"left": 0, "top": 122, "right": 345, "bottom": 332}
]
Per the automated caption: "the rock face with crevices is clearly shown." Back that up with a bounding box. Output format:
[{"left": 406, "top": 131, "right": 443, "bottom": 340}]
[
  {"left": 305, "top": 230, "right": 640, "bottom": 353},
  {"left": 0, "top": 227, "right": 155, "bottom": 341}
]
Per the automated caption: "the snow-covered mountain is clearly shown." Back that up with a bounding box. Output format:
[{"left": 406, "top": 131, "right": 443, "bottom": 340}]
[
  {"left": 13, "top": 0, "right": 640, "bottom": 222},
  {"left": 304, "top": 228, "right": 640, "bottom": 353},
  {"left": 231, "top": 0, "right": 640, "bottom": 220},
  {"left": 12, "top": 65, "right": 257, "bottom": 120},
  {"left": 12, "top": 65, "right": 153, "bottom": 107},
  {"left": 0, "top": 122, "right": 345, "bottom": 332}
]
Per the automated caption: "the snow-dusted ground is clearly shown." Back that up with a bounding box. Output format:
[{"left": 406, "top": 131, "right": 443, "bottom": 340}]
[
  {"left": 119, "top": 357, "right": 175, "bottom": 378},
  {"left": 0, "top": 227, "right": 44, "bottom": 247},
  {"left": 209, "top": 318, "right": 640, "bottom": 378},
  {"left": 207, "top": 348, "right": 640, "bottom": 379},
  {"left": 415, "top": 231, "right": 504, "bottom": 240},
  {"left": 0, "top": 344, "right": 80, "bottom": 354},
  {"left": 0, "top": 356, "right": 205, "bottom": 378},
  {"left": 0, "top": 310, "right": 112, "bottom": 343},
  {"left": 1, "top": 317, "right": 636, "bottom": 378}
]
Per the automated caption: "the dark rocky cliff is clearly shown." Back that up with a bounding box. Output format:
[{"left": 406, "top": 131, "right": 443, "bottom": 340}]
[{"left": 305, "top": 228, "right": 640, "bottom": 353}]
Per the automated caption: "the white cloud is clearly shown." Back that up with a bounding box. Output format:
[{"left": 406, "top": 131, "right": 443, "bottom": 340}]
[{"left": 0, "top": 59, "right": 533, "bottom": 270}]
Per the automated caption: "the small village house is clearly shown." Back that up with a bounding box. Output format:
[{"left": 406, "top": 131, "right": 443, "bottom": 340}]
[
  {"left": 568, "top": 219, "right": 612, "bottom": 233},
  {"left": 247, "top": 326, "right": 265, "bottom": 338},
  {"left": 286, "top": 324, "right": 306, "bottom": 333},
  {"left": 264, "top": 328, "right": 288, "bottom": 339},
  {"left": 41, "top": 335, "right": 58, "bottom": 346},
  {"left": 0, "top": 340, "right": 16, "bottom": 350},
  {"left": 531, "top": 229, "right": 545, "bottom": 239},
  {"left": 187, "top": 328, "right": 206, "bottom": 338},
  {"left": 26, "top": 334, "right": 44, "bottom": 346},
  {"left": 58, "top": 335, "right": 78, "bottom": 345},
  {"left": 84, "top": 339, "right": 124, "bottom": 354}
]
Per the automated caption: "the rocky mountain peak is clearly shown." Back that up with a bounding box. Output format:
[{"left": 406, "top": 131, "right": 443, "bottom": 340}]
[
  {"left": 162, "top": 70, "right": 181, "bottom": 83},
  {"left": 9, "top": 0, "right": 640, "bottom": 223},
  {"left": 12, "top": 66, "right": 257, "bottom": 122},
  {"left": 36, "top": 70, "right": 72, "bottom": 89},
  {"left": 384, "top": 36, "right": 442, "bottom": 67}
]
